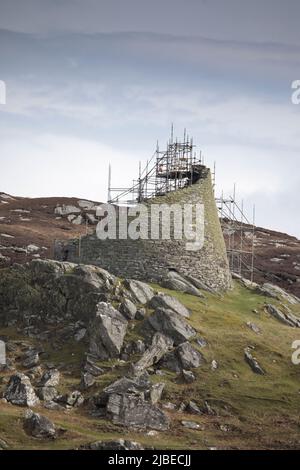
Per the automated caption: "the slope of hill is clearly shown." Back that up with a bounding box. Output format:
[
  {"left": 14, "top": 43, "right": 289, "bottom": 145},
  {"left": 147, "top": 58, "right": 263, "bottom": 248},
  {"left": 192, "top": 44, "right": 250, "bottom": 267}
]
[
  {"left": 0, "top": 259, "right": 299, "bottom": 450},
  {"left": 1, "top": 192, "right": 300, "bottom": 297}
]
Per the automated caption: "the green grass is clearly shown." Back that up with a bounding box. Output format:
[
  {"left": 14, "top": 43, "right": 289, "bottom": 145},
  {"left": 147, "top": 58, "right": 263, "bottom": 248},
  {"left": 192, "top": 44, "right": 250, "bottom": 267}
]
[{"left": 1, "top": 281, "right": 300, "bottom": 449}]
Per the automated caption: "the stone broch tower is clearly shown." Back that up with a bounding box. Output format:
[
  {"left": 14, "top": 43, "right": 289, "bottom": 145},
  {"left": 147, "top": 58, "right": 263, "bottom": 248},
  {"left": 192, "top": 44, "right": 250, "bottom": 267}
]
[{"left": 55, "top": 165, "right": 232, "bottom": 292}]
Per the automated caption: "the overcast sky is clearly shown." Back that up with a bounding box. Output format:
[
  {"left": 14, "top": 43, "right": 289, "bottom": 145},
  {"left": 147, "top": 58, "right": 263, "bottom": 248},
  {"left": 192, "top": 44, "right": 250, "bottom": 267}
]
[{"left": 0, "top": 0, "right": 300, "bottom": 236}]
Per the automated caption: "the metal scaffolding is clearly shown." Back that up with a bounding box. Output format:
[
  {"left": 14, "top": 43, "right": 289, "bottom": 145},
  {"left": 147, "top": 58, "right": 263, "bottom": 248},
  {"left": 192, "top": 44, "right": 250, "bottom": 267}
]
[
  {"left": 216, "top": 189, "right": 256, "bottom": 281},
  {"left": 107, "top": 128, "right": 255, "bottom": 281},
  {"left": 108, "top": 128, "right": 204, "bottom": 205}
]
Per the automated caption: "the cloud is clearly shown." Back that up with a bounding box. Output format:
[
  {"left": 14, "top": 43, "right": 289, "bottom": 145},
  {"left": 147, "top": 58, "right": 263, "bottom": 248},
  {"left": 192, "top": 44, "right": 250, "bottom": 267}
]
[
  {"left": 0, "top": 29, "right": 300, "bottom": 237},
  {"left": 0, "top": 131, "right": 139, "bottom": 201}
]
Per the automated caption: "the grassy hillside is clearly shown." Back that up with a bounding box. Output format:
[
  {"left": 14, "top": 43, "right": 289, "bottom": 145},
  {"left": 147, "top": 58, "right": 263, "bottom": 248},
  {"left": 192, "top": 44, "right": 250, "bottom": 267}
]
[{"left": 0, "top": 281, "right": 300, "bottom": 450}]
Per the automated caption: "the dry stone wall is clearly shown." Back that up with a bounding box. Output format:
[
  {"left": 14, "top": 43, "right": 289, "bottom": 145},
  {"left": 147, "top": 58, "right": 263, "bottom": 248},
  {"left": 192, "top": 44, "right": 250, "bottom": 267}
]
[{"left": 54, "top": 168, "right": 231, "bottom": 291}]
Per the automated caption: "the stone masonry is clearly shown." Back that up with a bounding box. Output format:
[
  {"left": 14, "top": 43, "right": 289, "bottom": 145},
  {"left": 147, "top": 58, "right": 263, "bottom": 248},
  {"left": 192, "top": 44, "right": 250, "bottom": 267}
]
[{"left": 54, "top": 167, "right": 231, "bottom": 291}]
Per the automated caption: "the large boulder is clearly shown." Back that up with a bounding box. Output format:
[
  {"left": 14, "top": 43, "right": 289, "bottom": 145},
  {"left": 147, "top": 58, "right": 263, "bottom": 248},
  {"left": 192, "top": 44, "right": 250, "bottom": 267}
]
[
  {"left": 4, "top": 373, "right": 39, "bottom": 407},
  {"left": 132, "top": 333, "right": 173, "bottom": 375},
  {"left": 22, "top": 349, "right": 40, "bottom": 368},
  {"left": 266, "top": 304, "right": 300, "bottom": 327},
  {"left": 72, "top": 264, "right": 116, "bottom": 291},
  {"left": 106, "top": 393, "right": 169, "bottom": 431},
  {"left": 93, "top": 374, "right": 165, "bottom": 413},
  {"left": 88, "top": 302, "right": 128, "bottom": 360},
  {"left": 94, "top": 375, "right": 151, "bottom": 406},
  {"left": 149, "top": 293, "right": 190, "bottom": 318},
  {"left": 23, "top": 410, "right": 56, "bottom": 439},
  {"left": 119, "top": 298, "right": 137, "bottom": 320},
  {"left": 28, "top": 259, "right": 76, "bottom": 283},
  {"left": 258, "top": 283, "right": 300, "bottom": 305},
  {"left": 39, "top": 369, "right": 60, "bottom": 387},
  {"left": 161, "top": 271, "right": 203, "bottom": 297},
  {"left": 124, "top": 279, "right": 154, "bottom": 304},
  {"left": 146, "top": 308, "right": 196, "bottom": 345},
  {"left": 37, "top": 386, "right": 58, "bottom": 402},
  {"left": 160, "top": 342, "right": 204, "bottom": 372}
]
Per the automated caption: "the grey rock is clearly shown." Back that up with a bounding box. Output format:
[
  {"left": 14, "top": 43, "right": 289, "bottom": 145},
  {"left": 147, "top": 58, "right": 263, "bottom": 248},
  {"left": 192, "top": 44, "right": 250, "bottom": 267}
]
[
  {"left": 43, "top": 401, "right": 65, "bottom": 411},
  {"left": 182, "top": 370, "right": 196, "bottom": 383},
  {"left": 149, "top": 293, "right": 190, "bottom": 318},
  {"left": 37, "top": 386, "right": 58, "bottom": 402},
  {"left": 56, "top": 390, "right": 84, "bottom": 407},
  {"left": 121, "top": 340, "right": 146, "bottom": 360},
  {"left": 162, "top": 402, "right": 177, "bottom": 410},
  {"left": 29, "top": 258, "right": 76, "bottom": 282},
  {"left": 147, "top": 308, "right": 196, "bottom": 345},
  {"left": 246, "top": 322, "right": 261, "bottom": 334},
  {"left": 184, "top": 275, "right": 215, "bottom": 293},
  {"left": 136, "top": 308, "right": 146, "bottom": 320},
  {"left": 4, "top": 373, "right": 39, "bottom": 407},
  {"left": 74, "top": 328, "right": 86, "bottom": 341},
  {"left": 88, "top": 302, "right": 128, "bottom": 360},
  {"left": 244, "top": 348, "right": 265, "bottom": 375},
  {"left": 177, "top": 342, "right": 204, "bottom": 369},
  {"left": 106, "top": 393, "right": 170, "bottom": 430},
  {"left": 83, "top": 357, "right": 104, "bottom": 377},
  {"left": 124, "top": 279, "right": 154, "bottom": 304},
  {"left": 186, "top": 401, "right": 202, "bottom": 415},
  {"left": 80, "top": 372, "right": 95, "bottom": 389},
  {"left": 196, "top": 337, "right": 207, "bottom": 348},
  {"left": 88, "top": 439, "right": 144, "bottom": 450},
  {"left": 0, "top": 438, "right": 9, "bottom": 450},
  {"left": 133, "top": 333, "right": 173, "bottom": 375},
  {"left": 119, "top": 298, "right": 137, "bottom": 320},
  {"left": 55, "top": 204, "right": 81, "bottom": 216},
  {"left": 23, "top": 409, "right": 56, "bottom": 439},
  {"left": 202, "top": 401, "right": 216, "bottom": 416},
  {"left": 162, "top": 271, "right": 204, "bottom": 297},
  {"left": 93, "top": 373, "right": 165, "bottom": 419},
  {"left": 95, "top": 375, "right": 151, "bottom": 405},
  {"left": 148, "top": 382, "right": 165, "bottom": 404},
  {"left": 26, "top": 366, "right": 43, "bottom": 381},
  {"left": 266, "top": 304, "right": 300, "bottom": 328},
  {"left": 22, "top": 350, "right": 39, "bottom": 368},
  {"left": 160, "top": 342, "right": 204, "bottom": 373},
  {"left": 40, "top": 369, "right": 60, "bottom": 387},
  {"left": 72, "top": 264, "right": 116, "bottom": 291},
  {"left": 258, "top": 283, "right": 300, "bottom": 305}
]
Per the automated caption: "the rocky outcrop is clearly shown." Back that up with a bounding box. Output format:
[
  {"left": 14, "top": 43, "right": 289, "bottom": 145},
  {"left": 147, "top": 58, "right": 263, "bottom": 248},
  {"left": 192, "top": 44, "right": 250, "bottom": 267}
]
[
  {"left": 266, "top": 304, "right": 300, "bottom": 327},
  {"left": 149, "top": 293, "right": 190, "bottom": 318},
  {"left": 93, "top": 375, "right": 169, "bottom": 430},
  {"left": 88, "top": 302, "right": 128, "bottom": 360},
  {"left": 132, "top": 333, "right": 173, "bottom": 375},
  {"left": 23, "top": 410, "right": 56, "bottom": 439},
  {"left": 4, "top": 373, "right": 39, "bottom": 407},
  {"left": 106, "top": 393, "right": 169, "bottom": 430},
  {"left": 258, "top": 283, "right": 300, "bottom": 305},
  {"left": 124, "top": 279, "right": 154, "bottom": 304},
  {"left": 162, "top": 271, "right": 204, "bottom": 297},
  {"left": 22, "top": 349, "right": 40, "bottom": 368},
  {"left": 146, "top": 308, "right": 196, "bottom": 345},
  {"left": 119, "top": 298, "right": 137, "bottom": 320},
  {"left": 37, "top": 386, "right": 58, "bottom": 402},
  {"left": 244, "top": 348, "right": 265, "bottom": 375},
  {"left": 39, "top": 369, "right": 60, "bottom": 387},
  {"left": 55, "top": 390, "right": 84, "bottom": 408},
  {"left": 160, "top": 342, "right": 204, "bottom": 372}
]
